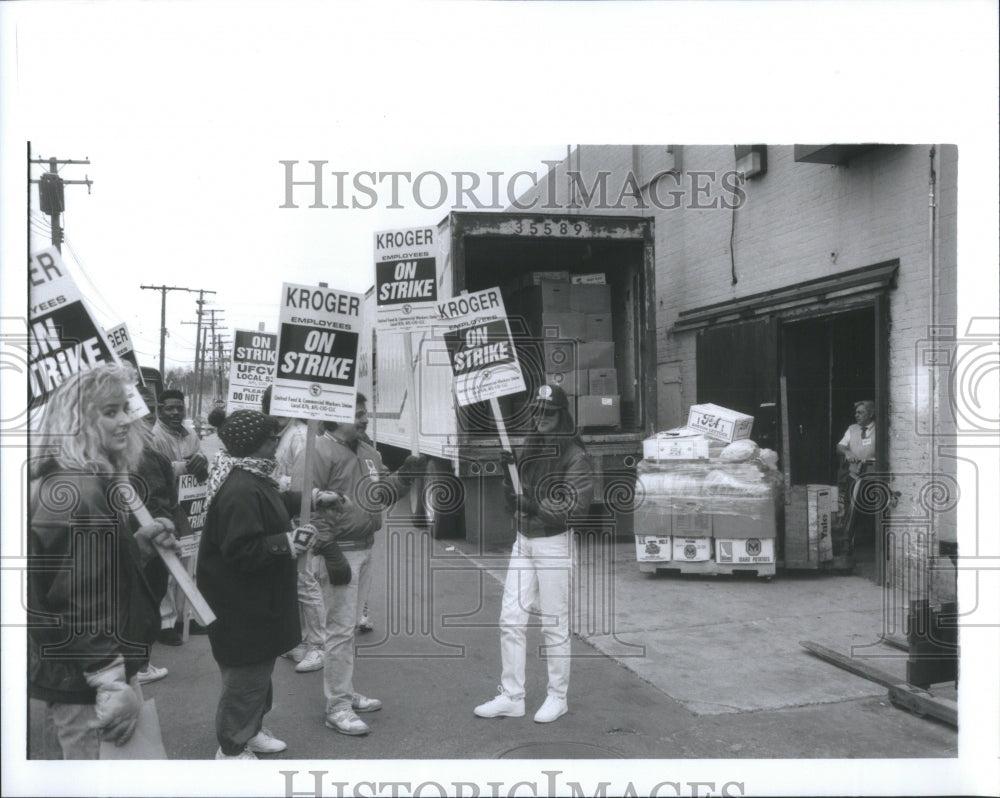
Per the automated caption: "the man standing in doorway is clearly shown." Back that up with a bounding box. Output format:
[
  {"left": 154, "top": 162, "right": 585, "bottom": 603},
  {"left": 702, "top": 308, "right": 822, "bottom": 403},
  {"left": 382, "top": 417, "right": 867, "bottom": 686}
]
[{"left": 148, "top": 389, "right": 209, "bottom": 646}]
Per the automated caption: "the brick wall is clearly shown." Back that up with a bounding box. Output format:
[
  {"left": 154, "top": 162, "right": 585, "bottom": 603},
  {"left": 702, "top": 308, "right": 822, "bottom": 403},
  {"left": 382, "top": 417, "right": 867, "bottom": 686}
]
[{"left": 519, "top": 144, "right": 959, "bottom": 604}]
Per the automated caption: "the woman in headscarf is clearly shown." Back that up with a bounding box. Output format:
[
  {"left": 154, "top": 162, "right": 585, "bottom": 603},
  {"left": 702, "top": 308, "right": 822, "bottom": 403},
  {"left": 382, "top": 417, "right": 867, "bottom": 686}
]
[
  {"left": 196, "top": 409, "right": 343, "bottom": 759},
  {"left": 29, "top": 364, "right": 180, "bottom": 759},
  {"left": 473, "top": 384, "right": 594, "bottom": 725}
]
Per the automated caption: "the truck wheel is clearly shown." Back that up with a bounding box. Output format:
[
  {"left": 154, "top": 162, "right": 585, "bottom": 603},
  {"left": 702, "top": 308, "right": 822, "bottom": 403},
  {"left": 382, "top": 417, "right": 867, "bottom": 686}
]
[{"left": 421, "top": 459, "right": 465, "bottom": 540}]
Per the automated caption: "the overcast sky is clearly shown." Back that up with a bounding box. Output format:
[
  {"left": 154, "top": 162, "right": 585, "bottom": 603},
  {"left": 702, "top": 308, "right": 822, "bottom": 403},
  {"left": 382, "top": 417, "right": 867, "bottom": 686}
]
[{"left": 3, "top": 2, "right": 999, "bottom": 796}]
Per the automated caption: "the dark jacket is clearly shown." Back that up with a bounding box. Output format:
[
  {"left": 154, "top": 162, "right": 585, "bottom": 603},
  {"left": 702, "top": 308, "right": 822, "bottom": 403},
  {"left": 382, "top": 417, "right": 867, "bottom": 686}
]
[
  {"left": 196, "top": 468, "right": 300, "bottom": 666},
  {"left": 132, "top": 446, "right": 192, "bottom": 602},
  {"left": 507, "top": 435, "right": 594, "bottom": 537},
  {"left": 312, "top": 435, "right": 411, "bottom": 551},
  {"left": 28, "top": 465, "right": 161, "bottom": 704}
]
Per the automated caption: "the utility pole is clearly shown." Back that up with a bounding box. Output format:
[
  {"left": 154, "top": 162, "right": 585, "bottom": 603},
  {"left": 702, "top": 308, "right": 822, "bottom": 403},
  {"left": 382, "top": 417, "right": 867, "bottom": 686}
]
[
  {"left": 182, "top": 300, "right": 223, "bottom": 425},
  {"left": 29, "top": 147, "right": 93, "bottom": 254},
  {"left": 140, "top": 285, "right": 215, "bottom": 377}
]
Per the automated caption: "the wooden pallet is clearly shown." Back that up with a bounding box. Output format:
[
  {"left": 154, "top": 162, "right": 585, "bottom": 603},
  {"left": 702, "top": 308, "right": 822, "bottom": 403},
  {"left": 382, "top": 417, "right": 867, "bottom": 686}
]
[{"left": 637, "top": 558, "right": 776, "bottom": 579}]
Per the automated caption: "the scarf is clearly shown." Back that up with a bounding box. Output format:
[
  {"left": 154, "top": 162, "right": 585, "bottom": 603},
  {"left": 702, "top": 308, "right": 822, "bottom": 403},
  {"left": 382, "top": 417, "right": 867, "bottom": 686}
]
[{"left": 204, "top": 450, "right": 278, "bottom": 511}]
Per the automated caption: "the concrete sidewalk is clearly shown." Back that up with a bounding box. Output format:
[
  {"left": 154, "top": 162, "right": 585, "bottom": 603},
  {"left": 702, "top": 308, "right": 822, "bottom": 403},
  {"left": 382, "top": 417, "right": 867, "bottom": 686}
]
[{"left": 451, "top": 536, "right": 919, "bottom": 717}]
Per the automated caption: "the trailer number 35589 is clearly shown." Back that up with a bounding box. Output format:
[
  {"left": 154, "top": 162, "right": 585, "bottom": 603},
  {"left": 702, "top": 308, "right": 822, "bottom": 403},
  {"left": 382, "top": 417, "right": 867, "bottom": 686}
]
[{"left": 512, "top": 219, "right": 587, "bottom": 236}]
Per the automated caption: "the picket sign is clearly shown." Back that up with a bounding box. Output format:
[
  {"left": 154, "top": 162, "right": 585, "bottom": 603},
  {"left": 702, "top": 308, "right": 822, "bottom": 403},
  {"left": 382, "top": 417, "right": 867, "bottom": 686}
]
[{"left": 125, "top": 491, "right": 216, "bottom": 627}]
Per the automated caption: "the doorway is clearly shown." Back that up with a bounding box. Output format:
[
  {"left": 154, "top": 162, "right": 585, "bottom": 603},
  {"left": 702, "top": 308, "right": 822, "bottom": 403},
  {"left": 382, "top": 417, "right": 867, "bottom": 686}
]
[{"left": 782, "top": 307, "right": 880, "bottom": 574}]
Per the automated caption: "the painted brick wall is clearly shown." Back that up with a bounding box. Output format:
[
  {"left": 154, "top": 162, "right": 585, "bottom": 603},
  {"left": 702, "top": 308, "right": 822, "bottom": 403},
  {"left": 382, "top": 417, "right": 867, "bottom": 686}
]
[{"left": 519, "top": 144, "right": 959, "bottom": 604}]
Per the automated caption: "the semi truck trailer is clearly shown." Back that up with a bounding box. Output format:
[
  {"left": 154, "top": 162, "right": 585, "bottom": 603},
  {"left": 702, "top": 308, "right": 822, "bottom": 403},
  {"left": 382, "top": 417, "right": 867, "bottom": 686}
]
[{"left": 361, "top": 211, "right": 656, "bottom": 548}]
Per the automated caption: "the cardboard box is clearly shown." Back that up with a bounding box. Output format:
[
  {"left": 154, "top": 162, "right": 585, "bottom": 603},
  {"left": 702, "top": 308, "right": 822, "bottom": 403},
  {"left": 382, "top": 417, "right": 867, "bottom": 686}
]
[
  {"left": 585, "top": 313, "right": 613, "bottom": 340},
  {"left": 588, "top": 368, "right": 617, "bottom": 395},
  {"left": 520, "top": 270, "right": 569, "bottom": 287},
  {"left": 570, "top": 283, "right": 611, "bottom": 313},
  {"left": 538, "top": 311, "right": 586, "bottom": 340},
  {"left": 519, "top": 281, "right": 571, "bottom": 313},
  {"left": 635, "top": 535, "right": 672, "bottom": 562},
  {"left": 577, "top": 341, "right": 615, "bottom": 369},
  {"left": 715, "top": 537, "right": 776, "bottom": 564},
  {"left": 543, "top": 341, "right": 575, "bottom": 373},
  {"left": 808, "top": 485, "right": 836, "bottom": 563},
  {"left": 670, "top": 501, "right": 712, "bottom": 537},
  {"left": 571, "top": 273, "right": 606, "bottom": 285},
  {"left": 546, "top": 369, "right": 582, "bottom": 395},
  {"left": 686, "top": 403, "right": 754, "bottom": 443},
  {"left": 672, "top": 537, "right": 712, "bottom": 562},
  {"left": 576, "top": 395, "right": 620, "bottom": 427},
  {"left": 643, "top": 434, "right": 710, "bottom": 461},
  {"left": 712, "top": 499, "right": 777, "bottom": 539}
]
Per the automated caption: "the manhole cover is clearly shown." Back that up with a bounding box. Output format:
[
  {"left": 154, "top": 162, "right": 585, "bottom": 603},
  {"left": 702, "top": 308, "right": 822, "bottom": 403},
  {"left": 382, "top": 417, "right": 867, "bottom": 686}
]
[{"left": 498, "top": 742, "right": 623, "bottom": 759}]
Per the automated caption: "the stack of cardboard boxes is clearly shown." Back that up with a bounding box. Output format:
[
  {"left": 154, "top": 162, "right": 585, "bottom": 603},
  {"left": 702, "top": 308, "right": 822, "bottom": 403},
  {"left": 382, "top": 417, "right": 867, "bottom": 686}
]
[
  {"left": 634, "top": 404, "right": 780, "bottom": 578},
  {"left": 510, "top": 271, "right": 620, "bottom": 428}
]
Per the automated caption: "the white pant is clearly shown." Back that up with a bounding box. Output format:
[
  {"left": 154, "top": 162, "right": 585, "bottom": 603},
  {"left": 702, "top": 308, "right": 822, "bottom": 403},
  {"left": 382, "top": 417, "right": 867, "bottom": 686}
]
[{"left": 499, "top": 532, "right": 573, "bottom": 702}]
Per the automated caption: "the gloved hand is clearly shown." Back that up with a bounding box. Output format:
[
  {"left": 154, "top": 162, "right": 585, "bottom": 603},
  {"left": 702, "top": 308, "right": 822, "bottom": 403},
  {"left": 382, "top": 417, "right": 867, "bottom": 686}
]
[
  {"left": 134, "top": 517, "right": 181, "bottom": 560},
  {"left": 499, "top": 449, "right": 516, "bottom": 468},
  {"left": 85, "top": 657, "right": 141, "bottom": 746},
  {"left": 186, "top": 452, "right": 209, "bottom": 482},
  {"left": 314, "top": 490, "right": 346, "bottom": 508},
  {"left": 315, "top": 537, "right": 352, "bottom": 585},
  {"left": 397, "top": 454, "right": 428, "bottom": 479},
  {"left": 286, "top": 524, "right": 317, "bottom": 557}
]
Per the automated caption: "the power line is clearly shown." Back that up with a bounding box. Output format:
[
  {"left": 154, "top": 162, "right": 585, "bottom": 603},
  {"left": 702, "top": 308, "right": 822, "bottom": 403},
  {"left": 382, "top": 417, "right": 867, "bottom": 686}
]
[{"left": 139, "top": 285, "right": 215, "bottom": 376}]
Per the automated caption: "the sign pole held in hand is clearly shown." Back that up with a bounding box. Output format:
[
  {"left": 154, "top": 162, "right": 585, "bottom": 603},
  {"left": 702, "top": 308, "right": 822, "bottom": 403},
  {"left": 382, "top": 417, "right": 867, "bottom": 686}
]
[{"left": 490, "top": 396, "right": 521, "bottom": 496}]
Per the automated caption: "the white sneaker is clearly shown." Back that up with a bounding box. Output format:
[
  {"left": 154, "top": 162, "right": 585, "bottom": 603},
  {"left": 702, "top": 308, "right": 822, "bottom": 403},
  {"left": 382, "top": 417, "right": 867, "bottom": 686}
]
[
  {"left": 533, "top": 695, "right": 568, "bottom": 723},
  {"left": 136, "top": 664, "right": 168, "bottom": 684},
  {"left": 357, "top": 615, "right": 374, "bottom": 633},
  {"left": 325, "top": 708, "right": 370, "bottom": 736},
  {"left": 474, "top": 687, "right": 525, "bottom": 718},
  {"left": 351, "top": 692, "right": 382, "bottom": 713},
  {"left": 246, "top": 727, "right": 287, "bottom": 753},
  {"left": 295, "top": 649, "right": 324, "bottom": 673},
  {"left": 215, "top": 746, "right": 257, "bottom": 760}
]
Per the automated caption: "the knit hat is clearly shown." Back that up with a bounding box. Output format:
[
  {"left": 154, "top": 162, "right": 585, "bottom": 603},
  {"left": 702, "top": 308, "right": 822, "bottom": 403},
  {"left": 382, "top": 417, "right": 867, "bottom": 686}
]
[{"left": 217, "top": 410, "right": 276, "bottom": 456}]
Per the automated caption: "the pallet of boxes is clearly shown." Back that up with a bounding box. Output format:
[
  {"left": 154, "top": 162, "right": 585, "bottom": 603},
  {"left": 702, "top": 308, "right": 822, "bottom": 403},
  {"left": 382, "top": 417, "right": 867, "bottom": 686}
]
[
  {"left": 506, "top": 271, "right": 621, "bottom": 429},
  {"left": 634, "top": 404, "right": 783, "bottom": 579}
]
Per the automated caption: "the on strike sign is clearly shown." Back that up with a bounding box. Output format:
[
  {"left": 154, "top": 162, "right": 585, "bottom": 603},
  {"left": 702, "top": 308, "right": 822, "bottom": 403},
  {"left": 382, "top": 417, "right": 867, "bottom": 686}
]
[
  {"left": 28, "top": 247, "right": 147, "bottom": 427},
  {"left": 438, "top": 287, "right": 525, "bottom": 406},
  {"left": 270, "top": 283, "right": 362, "bottom": 423},
  {"left": 228, "top": 329, "right": 277, "bottom": 412},
  {"left": 374, "top": 226, "right": 439, "bottom": 332}
]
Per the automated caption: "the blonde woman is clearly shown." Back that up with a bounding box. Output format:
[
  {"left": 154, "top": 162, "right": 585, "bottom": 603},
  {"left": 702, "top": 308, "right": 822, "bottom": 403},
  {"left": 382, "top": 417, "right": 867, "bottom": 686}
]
[{"left": 29, "top": 364, "right": 180, "bottom": 759}]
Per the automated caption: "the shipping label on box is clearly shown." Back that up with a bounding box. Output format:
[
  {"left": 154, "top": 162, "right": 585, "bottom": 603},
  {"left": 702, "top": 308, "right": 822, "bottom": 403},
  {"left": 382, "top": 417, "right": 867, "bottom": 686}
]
[
  {"left": 673, "top": 537, "right": 712, "bottom": 562},
  {"left": 585, "top": 313, "right": 613, "bottom": 340},
  {"left": 576, "top": 395, "right": 620, "bottom": 428},
  {"left": 643, "top": 434, "right": 710, "bottom": 461},
  {"left": 577, "top": 341, "right": 615, "bottom": 369},
  {"left": 571, "top": 273, "right": 607, "bottom": 285},
  {"left": 570, "top": 283, "right": 612, "bottom": 313},
  {"left": 636, "top": 535, "right": 672, "bottom": 562},
  {"left": 686, "top": 403, "right": 754, "bottom": 443},
  {"left": 588, "top": 368, "right": 617, "bottom": 395},
  {"left": 807, "top": 485, "right": 835, "bottom": 562},
  {"left": 715, "top": 537, "right": 776, "bottom": 564}
]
